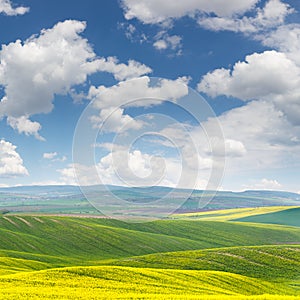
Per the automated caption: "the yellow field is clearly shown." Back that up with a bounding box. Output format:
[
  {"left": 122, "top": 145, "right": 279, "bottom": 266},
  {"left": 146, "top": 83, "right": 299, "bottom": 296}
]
[
  {"left": 0, "top": 266, "right": 299, "bottom": 299},
  {"left": 1, "top": 214, "right": 300, "bottom": 299},
  {"left": 172, "top": 206, "right": 299, "bottom": 221}
]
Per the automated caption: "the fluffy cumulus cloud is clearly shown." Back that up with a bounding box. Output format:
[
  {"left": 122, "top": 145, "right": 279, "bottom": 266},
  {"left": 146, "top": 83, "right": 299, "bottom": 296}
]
[
  {"left": 198, "top": 50, "right": 300, "bottom": 100},
  {"left": 0, "top": 0, "right": 29, "bottom": 16},
  {"left": 121, "top": 0, "right": 293, "bottom": 52},
  {"left": 97, "top": 147, "right": 182, "bottom": 187},
  {"left": 0, "top": 20, "right": 151, "bottom": 139},
  {"left": 200, "top": 99, "right": 300, "bottom": 176},
  {"left": 7, "top": 116, "right": 44, "bottom": 140},
  {"left": 88, "top": 76, "right": 190, "bottom": 132},
  {"left": 89, "top": 76, "right": 189, "bottom": 109},
  {"left": 196, "top": 12, "right": 300, "bottom": 186},
  {"left": 59, "top": 148, "right": 185, "bottom": 188},
  {"left": 0, "top": 20, "right": 99, "bottom": 138},
  {"left": 198, "top": 50, "right": 300, "bottom": 126},
  {"left": 121, "top": 0, "right": 259, "bottom": 24},
  {"left": 120, "top": 0, "right": 260, "bottom": 51},
  {"left": 260, "top": 24, "right": 300, "bottom": 65},
  {"left": 64, "top": 96, "right": 300, "bottom": 189},
  {"left": 0, "top": 139, "right": 28, "bottom": 177},
  {"left": 95, "top": 57, "right": 151, "bottom": 81},
  {"left": 199, "top": 0, "right": 293, "bottom": 33}
]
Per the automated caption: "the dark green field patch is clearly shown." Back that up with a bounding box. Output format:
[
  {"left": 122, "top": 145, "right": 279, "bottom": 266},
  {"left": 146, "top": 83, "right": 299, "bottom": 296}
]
[{"left": 234, "top": 207, "right": 300, "bottom": 228}]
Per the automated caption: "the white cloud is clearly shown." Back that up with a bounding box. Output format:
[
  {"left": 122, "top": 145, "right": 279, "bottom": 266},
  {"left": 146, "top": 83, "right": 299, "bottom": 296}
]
[
  {"left": 7, "top": 116, "right": 44, "bottom": 140},
  {"left": 153, "top": 32, "right": 182, "bottom": 52},
  {"left": 121, "top": 0, "right": 293, "bottom": 52},
  {"left": 199, "top": 0, "right": 293, "bottom": 33},
  {"left": 204, "top": 100, "right": 300, "bottom": 176},
  {"left": 90, "top": 107, "right": 144, "bottom": 132},
  {"left": 198, "top": 50, "right": 299, "bottom": 100},
  {"left": 243, "top": 178, "right": 282, "bottom": 190},
  {"left": 89, "top": 76, "right": 189, "bottom": 110},
  {"left": 198, "top": 50, "right": 300, "bottom": 125},
  {"left": 61, "top": 148, "right": 183, "bottom": 188},
  {"left": 125, "top": 23, "right": 136, "bottom": 39},
  {"left": 0, "top": 139, "right": 28, "bottom": 177},
  {"left": 225, "top": 139, "right": 247, "bottom": 157},
  {"left": 119, "top": 22, "right": 148, "bottom": 44},
  {"left": 0, "top": 20, "right": 152, "bottom": 139},
  {"left": 43, "top": 152, "right": 67, "bottom": 162},
  {"left": 0, "top": 0, "right": 29, "bottom": 16},
  {"left": 88, "top": 76, "right": 190, "bottom": 133},
  {"left": 121, "top": 0, "right": 259, "bottom": 24},
  {"left": 57, "top": 164, "right": 78, "bottom": 185},
  {"left": 0, "top": 20, "right": 99, "bottom": 137},
  {"left": 209, "top": 138, "right": 247, "bottom": 158},
  {"left": 260, "top": 24, "right": 300, "bottom": 65},
  {"left": 43, "top": 152, "right": 58, "bottom": 160},
  {"left": 95, "top": 56, "right": 152, "bottom": 81},
  {"left": 98, "top": 148, "right": 170, "bottom": 186},
  {"left": 153, "top": 40, "right": 168, "bottom": 50}
]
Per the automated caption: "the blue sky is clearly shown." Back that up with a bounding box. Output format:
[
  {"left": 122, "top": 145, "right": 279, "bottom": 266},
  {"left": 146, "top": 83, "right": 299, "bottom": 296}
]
[{"left": 0, "top": 0, "right": 300, "bottom": 192}]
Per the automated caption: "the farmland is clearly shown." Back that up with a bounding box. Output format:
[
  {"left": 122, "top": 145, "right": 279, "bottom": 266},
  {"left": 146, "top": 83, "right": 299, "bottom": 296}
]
[
  {"left": 0, "top": 205, "right": 299, "bottom": 298},
  {"left": 235, "top": 207, "right": 300, "bottom": 227}
]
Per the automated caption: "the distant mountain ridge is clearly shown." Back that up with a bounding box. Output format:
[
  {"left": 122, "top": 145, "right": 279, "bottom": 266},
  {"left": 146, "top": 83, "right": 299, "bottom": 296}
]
[
  {"left": 0, "top": 185, "right": 299, "bottom": 215},
  {"left": 0, "top": 184, "right": 299, "bottom": 197}
]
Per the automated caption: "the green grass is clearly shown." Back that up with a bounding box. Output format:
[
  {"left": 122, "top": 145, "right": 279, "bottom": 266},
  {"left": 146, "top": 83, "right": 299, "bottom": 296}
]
[
  {"left": 234, "top": 207, "right": 300, "bottom": 227},
  {"left": 106, "top": 245, "right": 300, "bottom": 281},
  {"left": 1, "top": 216, "right": 300, "bottom": 268},
  {"left": 1, "top": 213, "right": 300, "bottom": 299},
  {"left": 1, "top": 215, "right": 300, "bottom": 270},
  {"left": 172, "top": 206, "right": 298, "bottom": 221}
]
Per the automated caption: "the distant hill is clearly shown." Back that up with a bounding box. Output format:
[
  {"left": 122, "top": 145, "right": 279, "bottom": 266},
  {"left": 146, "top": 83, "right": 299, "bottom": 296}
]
[{"left": 0, "top": 185, "right": 299, "bottom": 215}]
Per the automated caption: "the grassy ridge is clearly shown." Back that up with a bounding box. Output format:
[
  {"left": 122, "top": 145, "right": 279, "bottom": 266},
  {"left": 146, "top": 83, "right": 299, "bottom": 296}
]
[
  {"left": 1, "top": 214, "right": 300, "bottom": 299},
  {"left": 0, "top": 216, "right": 300, "bottom": 248},
  {"left": 235, "top": 207, "right": 300, "bottom": 227},
  {"left": 106, "top": 245, "right": 300, "bottom": 281},
  {"left": 0, "top": 266, "right": 296, "bottom": 299},
  {"left": 0, "top": 216, "right": 207, "bottom": 260},
  {"left": 1, "top": 215, "right": 300, "bottom": 274}
]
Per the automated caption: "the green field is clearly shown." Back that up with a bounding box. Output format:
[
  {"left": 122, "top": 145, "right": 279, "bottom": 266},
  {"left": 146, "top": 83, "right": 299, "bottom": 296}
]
[
  {"left": 0, "top": 207, "right": 300, "bottom": 299},
  {"left": 234, "top": 207, "right": 300, "bottom": 227}
]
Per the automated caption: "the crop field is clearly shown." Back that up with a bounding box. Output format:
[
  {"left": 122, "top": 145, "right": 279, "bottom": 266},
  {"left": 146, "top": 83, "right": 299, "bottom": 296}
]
[
  {"left": 0, "top": 207, "right": 299, "bottom": 299},
  {"left": 234, "top": 207, "right": 300, "bottom": 227},
  {"left": 172, "top": 206, "right": 299, "bottom": 221}
]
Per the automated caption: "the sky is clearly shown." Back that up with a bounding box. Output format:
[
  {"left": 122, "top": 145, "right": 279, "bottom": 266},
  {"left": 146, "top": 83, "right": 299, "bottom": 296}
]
[{"left": 0, "top": 0, "right": 300, "bottom": 192}]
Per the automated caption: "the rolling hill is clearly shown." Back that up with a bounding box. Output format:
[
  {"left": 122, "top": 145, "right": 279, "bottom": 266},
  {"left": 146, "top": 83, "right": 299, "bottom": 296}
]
[
  {"left": 0, "top": 207, "right": 300, "bottom": 298},
  {"left": 0, "top": 267, "right": 295, "bottom": 299}
]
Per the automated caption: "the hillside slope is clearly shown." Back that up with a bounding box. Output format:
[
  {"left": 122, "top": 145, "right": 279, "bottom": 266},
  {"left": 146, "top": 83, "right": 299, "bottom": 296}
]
[
  {"left": 235, "top": 207, "right": 300, "bottom": 227},
  {"left": 1, "top": 214, "right": 300, "bottom": 299},
  {"left": 0, "top": 266, "right": 295, "bottom": 299},
  {"left": 106, "top": 245, "right": 300, "bottom": 281}
]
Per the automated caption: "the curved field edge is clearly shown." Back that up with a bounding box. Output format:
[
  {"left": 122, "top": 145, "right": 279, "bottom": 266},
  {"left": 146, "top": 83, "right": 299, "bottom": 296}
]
[
  {"left": 1, "top": 215, "right": 300, "bottom": 276},
  {"left": 105, "top": 245, "right": 300, "bottom": 281},
  {"left": 1, "top": 215, "right": 300, "bottom": 298},
  {"left": 234, "top": 207, "right": 300, "bottom": 228},
  {"left": 172, "top": 206, "right": 299, "bottom": 221},
  {"left": 1, "top": 215, "right": 300, "bottom": 257},
  {"left": 0, "top": 266, "right": 296, "bottom": 299}
]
